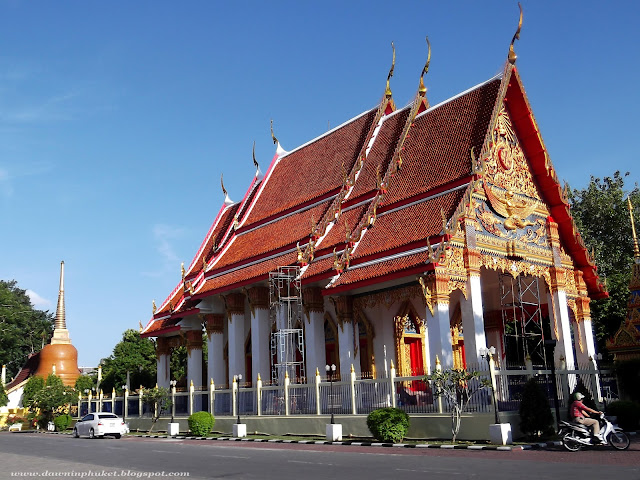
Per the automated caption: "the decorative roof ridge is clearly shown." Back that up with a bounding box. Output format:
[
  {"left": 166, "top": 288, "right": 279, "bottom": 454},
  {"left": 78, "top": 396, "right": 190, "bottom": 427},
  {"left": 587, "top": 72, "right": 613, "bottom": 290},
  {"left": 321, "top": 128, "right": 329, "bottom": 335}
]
[
  {"left": 414, "top": 73, "right": 503, "bottom": 121},
  {"left": 186, "top": 202, "right": 240, "bottom": 276},
  {"left": 377, "top": 181, "right": 471, "bottom": 219},
  {"left": 277, "top": 108, "right": 378, "bottom": 161}
]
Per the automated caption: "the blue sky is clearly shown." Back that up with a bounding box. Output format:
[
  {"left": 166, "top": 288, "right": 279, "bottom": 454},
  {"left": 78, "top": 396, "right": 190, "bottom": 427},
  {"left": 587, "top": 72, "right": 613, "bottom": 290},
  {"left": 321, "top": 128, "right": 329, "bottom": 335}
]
[{"left": 1, "top": 1, "right": 638, "bottom": 369}]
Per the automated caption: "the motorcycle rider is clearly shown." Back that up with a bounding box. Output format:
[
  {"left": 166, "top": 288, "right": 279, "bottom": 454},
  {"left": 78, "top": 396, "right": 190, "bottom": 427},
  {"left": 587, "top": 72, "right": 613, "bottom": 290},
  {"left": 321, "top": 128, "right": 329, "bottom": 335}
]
[{"left": 570, "top": 392, "right": 604, "bottom": 442}]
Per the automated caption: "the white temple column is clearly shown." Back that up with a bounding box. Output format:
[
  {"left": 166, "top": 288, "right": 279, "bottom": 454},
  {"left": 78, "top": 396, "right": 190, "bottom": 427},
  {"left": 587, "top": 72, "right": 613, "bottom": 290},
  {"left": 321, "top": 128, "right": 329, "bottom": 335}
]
[
  {"left": 461, "top": 248, "right": 487, "bottom": 366},
  {"left": 185, "top": 330, "right": 203, "bottom": 388},
  {"left": 303, "top": 287, "right": 326, "bottom": 381},
  {"left": 226, "top": 293, "right": 246, "bottom": 382},
  {"left": 205, "top": 314, "right": 226, "bottom": 385},
  {"left": 248, "top": 287, "right": 271, "bottom": 385},
  {"left": 573, "top": 295, "right": 597, "bottom": 366},
  {"left": 548, "top": 267, "right": 576, "bottom": 370},
  {"left": 156, "top": 337, "right": 170, "bottom": 389},
  {"left": 334, "top": 296, "right": 360, "bottom": 378},
  {"left": 424, "top": 270, "right": 453, "bottom": 371}
]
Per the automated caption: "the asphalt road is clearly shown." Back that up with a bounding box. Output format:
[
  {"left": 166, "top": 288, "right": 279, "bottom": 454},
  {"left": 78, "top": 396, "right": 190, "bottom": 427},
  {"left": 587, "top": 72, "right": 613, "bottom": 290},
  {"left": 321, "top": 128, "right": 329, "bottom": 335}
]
[{"left": 1, "top": 432, "right": 639, "bottom": 480}]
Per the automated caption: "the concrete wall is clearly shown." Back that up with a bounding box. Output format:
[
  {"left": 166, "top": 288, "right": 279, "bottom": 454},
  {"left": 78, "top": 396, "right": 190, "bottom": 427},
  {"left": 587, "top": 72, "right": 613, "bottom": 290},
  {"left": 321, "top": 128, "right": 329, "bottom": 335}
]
[{"left": 126, "top": 413, "right": 525, "bottom": 442}]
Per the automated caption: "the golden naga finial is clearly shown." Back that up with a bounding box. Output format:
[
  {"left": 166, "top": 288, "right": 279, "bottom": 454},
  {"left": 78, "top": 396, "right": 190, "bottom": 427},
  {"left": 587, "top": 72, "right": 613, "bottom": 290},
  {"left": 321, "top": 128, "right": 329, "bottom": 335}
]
[
  {"left": 628, "top": 196, "right": 640, "bottom": 258},
  {"left": 508, "top": 3, "right": 523, "bottom": 65},
  {"left": 270, "top": 119, "right": 278, "bottom": 145},
  {"left": 345, "top": 220, "right": 352, "bottom": 244},
  {"left": 181, "top": 262, "right": 186, "bottom": 280},
  {"left": 385, "top": 41, "right": 396, "bottom": 98},
  {"left": 221, "top": 173, "right": 228, "bottom": 197},
  {"left": 152, "top": 300, "right": 157, "bottom": 315},
  {"left": 418, "top": 36, "right": 431, "bottom": 97},
  {"left": 139, "top": 320, "right": 143, "bottom": 332},
  {"left": 252, "top": 141, "right": 259, "bottom": 170}
]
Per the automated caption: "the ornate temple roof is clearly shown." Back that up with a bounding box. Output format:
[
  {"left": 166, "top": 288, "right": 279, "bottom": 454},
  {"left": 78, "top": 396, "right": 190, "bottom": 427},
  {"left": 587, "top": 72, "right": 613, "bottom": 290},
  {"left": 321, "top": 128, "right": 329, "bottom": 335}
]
[{"left": 142, "top": 30, "right": 607, "bottom": 337}]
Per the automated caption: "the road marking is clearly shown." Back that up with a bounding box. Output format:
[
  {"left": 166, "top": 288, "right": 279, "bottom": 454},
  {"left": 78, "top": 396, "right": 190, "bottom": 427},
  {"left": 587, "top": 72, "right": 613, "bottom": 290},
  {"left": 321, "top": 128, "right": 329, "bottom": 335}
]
[
  {"left": 396, "top": 468, "right": 471, "bottom": 475},
  {"left": 152, "top": 450, "right": 174, "bottom": 454},
  {"left": 207, "top": 454, "right": 250, "bottom": 459},
  {"left": 288, "top": 460, "right": 334, "bottom": 466}
]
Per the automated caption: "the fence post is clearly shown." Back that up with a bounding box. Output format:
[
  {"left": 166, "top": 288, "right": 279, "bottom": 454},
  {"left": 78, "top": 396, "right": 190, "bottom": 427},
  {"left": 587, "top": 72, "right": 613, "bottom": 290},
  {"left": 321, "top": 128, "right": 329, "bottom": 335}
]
[
  {"left": 123, "top": 387, "right": 129, "bottom": 420},
  {"left": 559, "top": 356, "right": 569, "bottom": 407},
  {"left": 232, "top": 376, "right": 238, "bottom": 418},
  {"left": 209, "top": 379, "right": 214, "bottom": 415},
  {"left": 587, "top": 357, "right": 601, "bottom": 407},
  {"left": 350, "top": 365, "right": 357, "bottom": 415},
  {"left": 87, "top": 391, "right": 93, "bottom": 413},
  {"left": 139, "top": 386, "right": 144, "bottom": 417},
  {"left": 77, "top": 394, "right": 82, "bottom": 419},
  {"left": 189, "top": 380, "right": 194, "bottom": 415},
  {"left": 171, "top": 384, "right": 177, "bottom": 419},
  {"left": 525, "top": 354, "right": 534, "bottom": 379},
  {"left": 284, "top": 371, "right": 290, "bottom": 416},
  {"left": 315, "top": 368, "right": 321, "bottom": 416},
  {"left": 389, "top": 361, "right": 397, "bottom": 408},
  {"left": 99, "top": 389, "right": 104, "bottom": 412},
  {"left": 436, "top": 356, "right": 444, "bottom": 414},
  {"left": 257, "top": 374, "right": 262, "bottom": 416}
]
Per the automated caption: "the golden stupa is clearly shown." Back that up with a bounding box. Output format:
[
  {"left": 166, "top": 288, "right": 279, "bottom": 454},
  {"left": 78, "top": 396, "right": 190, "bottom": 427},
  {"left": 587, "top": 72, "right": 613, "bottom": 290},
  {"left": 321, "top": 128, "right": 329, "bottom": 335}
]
[{"left": 34, "top": 261, "right": 81, "bottom": 386}]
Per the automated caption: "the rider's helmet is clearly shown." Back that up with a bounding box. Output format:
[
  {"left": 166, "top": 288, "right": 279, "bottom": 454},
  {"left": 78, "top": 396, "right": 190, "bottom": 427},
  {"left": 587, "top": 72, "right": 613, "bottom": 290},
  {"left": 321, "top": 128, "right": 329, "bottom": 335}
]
[{"left": 574, "top": 392, "right": 585, "bottom": 400}]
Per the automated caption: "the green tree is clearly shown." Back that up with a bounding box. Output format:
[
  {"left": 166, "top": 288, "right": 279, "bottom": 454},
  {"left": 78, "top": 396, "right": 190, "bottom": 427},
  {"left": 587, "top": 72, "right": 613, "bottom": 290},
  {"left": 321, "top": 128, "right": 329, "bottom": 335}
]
[
  {"left": 519, "top": 378, "right": 554, "bottom": 439},
  {"left": 568, "top": 171, "right": 640, "bottom": 349},
  {"left": 25, "top": 374, "right": 78, "bottom": 427},
  {"left": 74, "top": 374, "right": 95, "bottom": 394},
  {"left": 22, "top": 375, "right": 45, "bottom": 406},
  {"left": 100, "top": 329, "right": 157, "bottom": 393},
  {"left": 142, "top": 386, "right": 172, "bottom": 433},
  {"left": 0, "top": 381, "right": 7, "bottom": 407},
  {"left": 0, "top": 280, "right": 54, "bottom": 380},
  {"left": 427, "top": 368, "right": 490, "bottom": 443}
]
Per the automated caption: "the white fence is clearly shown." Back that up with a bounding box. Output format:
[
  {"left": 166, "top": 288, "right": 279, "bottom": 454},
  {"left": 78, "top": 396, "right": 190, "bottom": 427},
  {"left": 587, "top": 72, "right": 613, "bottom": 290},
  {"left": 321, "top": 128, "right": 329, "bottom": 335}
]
[{"left": 77, "top": 360, "right": 616, "bottom": 420}]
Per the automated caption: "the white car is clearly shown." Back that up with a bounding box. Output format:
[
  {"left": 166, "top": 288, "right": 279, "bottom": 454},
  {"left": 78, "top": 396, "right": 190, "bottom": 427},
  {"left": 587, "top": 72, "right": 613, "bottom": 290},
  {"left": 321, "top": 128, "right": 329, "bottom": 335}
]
[{"left": 73, "top": 412, "right": 127, "bottom": 439}]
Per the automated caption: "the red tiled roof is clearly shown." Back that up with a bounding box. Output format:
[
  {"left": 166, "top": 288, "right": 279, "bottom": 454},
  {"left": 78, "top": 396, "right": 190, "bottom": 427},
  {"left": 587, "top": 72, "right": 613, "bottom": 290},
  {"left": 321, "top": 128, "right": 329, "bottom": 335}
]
[
  {"left": 141, "top": 318, "right": 181, "bottom": 338},
  {"left": 316, "top": 203, "right": 369, "bottom": 253},
  {"left": 353, "top": 189, "right": 467, "bottom": 259},
  {"left": 328, "top": 250, "right": 432, "bottom": 290},
  {"left": 381, "top": 79, "right": 501, "bottom": 206},
  {"left": 212, "top": 202, "right": 329, "bottom": 270},
  {"left": 244, "top": 109, "right": 378, "bottom": 226},
  {"left": 349, "top": 109, "right": 410, "bottom": 200},
  {"left": 196, "top": 251, "right": 298, "bottom": 296},
  {"left": 6, "top": 352, "right": 40, "bottom": 391}
]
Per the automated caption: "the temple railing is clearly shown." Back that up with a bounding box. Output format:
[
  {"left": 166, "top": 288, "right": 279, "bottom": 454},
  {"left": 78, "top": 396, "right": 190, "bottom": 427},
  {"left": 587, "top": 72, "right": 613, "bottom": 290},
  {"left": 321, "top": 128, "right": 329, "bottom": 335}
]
[{"left": 75, "top": 360, "right": 615, "bottom": 420}]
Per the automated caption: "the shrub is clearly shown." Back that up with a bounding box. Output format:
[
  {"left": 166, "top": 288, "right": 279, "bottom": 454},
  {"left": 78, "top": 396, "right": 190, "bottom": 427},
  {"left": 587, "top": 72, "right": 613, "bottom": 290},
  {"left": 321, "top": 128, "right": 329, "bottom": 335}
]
[
  {"left": 606, "top": 401, "right": 640, "bottom": 431},
  {"left": 54, "top": 414, "right": 72, "bottom": 432},
  {"left": 366, "top": 407, "right": 410, "bottom": 443},
  {"left": 519, "top": 378, "right": 554, "bottom": 439},
  {"left": 188, "top": 411, "right": 215, "bottom": 436}
]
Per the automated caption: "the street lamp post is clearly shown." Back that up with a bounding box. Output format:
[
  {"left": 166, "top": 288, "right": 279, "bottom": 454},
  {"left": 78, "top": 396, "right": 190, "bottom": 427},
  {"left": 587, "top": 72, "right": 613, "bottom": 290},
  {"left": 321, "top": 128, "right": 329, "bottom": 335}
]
[
  {"left": 121, "top": 385, "right": 127, "bottom": 423},
  {"left": 325, "top": 364, "right": 336, "bottom": 424},
  {"left": 169, "top": 380, "right": 177, "bottom": 423},
  {"left": 544, "top": 339, "right": 561, "bottom": 431},
  {"left": 480, "top": 346, "right": 499, "bottom": 424},
  {"left": 595, "top": 353, "right": 605, "bottom": 409},
  {"left": 235, "top": 375, "right": 243, "bottom": 425}
]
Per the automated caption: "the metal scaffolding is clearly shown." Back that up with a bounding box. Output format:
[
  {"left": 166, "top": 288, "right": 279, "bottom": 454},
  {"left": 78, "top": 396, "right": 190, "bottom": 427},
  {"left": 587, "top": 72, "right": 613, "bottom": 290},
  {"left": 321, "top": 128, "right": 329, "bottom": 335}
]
[
  {"left": 269, "top": 266, "right": 305, "bottom": 384},
  {"left": 499, "top": 273, "right": 549, "bottom": 367}
]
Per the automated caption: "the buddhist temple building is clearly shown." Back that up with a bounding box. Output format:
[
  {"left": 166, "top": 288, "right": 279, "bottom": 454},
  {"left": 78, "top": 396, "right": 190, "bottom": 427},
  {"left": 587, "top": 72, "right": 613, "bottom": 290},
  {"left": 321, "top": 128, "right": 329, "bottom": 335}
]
[
  {"left": 607, "top": 199, "right": 640, "bottom": 361},
  {"left": 141, "top": 15, "right": 607, "bottom": 391},
  {"left": 3, "top": 261, "right": 81, "bottom": 409}
]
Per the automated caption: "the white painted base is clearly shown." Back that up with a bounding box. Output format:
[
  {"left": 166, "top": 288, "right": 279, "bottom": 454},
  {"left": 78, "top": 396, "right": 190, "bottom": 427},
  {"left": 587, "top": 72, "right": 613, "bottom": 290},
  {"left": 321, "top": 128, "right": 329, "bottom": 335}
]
[
  {"left": 167, "top": 422, "right": 180, "bottom": 436},
  {"left": 489, "top": 423, "right": 512, "bottom": 445},
  {"left": 233, "top": 423, "right": 247, "bottom": 438},
  {"left": 326, "top": 423, "right": 342, "bottom": 442}
]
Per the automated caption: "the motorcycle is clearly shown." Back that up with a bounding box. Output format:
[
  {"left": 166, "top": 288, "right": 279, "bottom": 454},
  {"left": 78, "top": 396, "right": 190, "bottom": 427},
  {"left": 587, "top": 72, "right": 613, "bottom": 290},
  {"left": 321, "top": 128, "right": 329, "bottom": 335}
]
[{"left": 560, "top": 413, "right": 631, "bottom": 451}]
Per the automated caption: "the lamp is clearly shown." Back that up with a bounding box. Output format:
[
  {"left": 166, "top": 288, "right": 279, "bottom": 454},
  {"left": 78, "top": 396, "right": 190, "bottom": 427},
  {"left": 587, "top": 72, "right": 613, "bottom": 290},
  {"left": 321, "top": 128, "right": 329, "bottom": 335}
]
[
  {"left": 235, "top": 375, "right": 243, "bottom": 424},
  {"left": 479, "top": 346, "right": 499, "bottom": 424},
  {"left": 169, "top": 380, "right": 177, "bottom": 423},
  {"left": 325, "top": 364, "right": 336, "bottom": 424}
]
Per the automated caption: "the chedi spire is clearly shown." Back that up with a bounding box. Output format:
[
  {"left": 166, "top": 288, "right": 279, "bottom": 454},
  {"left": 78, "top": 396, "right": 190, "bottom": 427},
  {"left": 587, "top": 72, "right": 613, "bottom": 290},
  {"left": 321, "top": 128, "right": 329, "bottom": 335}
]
[{"left": 55, "top": 260, "right": 66, "bottom": 330}]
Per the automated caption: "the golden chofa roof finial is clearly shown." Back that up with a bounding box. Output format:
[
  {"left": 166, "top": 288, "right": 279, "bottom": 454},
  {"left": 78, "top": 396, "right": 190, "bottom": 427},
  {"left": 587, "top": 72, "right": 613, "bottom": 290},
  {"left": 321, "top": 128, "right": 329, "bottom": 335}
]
[
  {"left": 270, "top": 119, "right": 278, "bottom": 145},
  {"left": 221, "top": 173, "right": 234, "bottom": 206},
  {"left": 628, "top": 196, "right": 640, "bottom": 259},
  {"left": 418, "top": 36, "right": 431, "bottom": 97},
  {"left": 252, "top": 140, "right": 259, "bottom": 170},
  {"left": 508, "top": 2, "right": 523, "bottom": 65},
  {"left": 385, "top": 42, "right": 396, "bottom": 99}
]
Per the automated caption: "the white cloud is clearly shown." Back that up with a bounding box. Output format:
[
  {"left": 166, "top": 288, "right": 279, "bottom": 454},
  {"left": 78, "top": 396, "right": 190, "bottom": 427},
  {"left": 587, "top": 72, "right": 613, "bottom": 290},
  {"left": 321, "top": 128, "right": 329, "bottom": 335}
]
[
  {"left": 26, "top": 289, "right": 52, "bottom": 309},
  {"left": 153, "top": 223, "right": 186, "bottom": 265}
]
